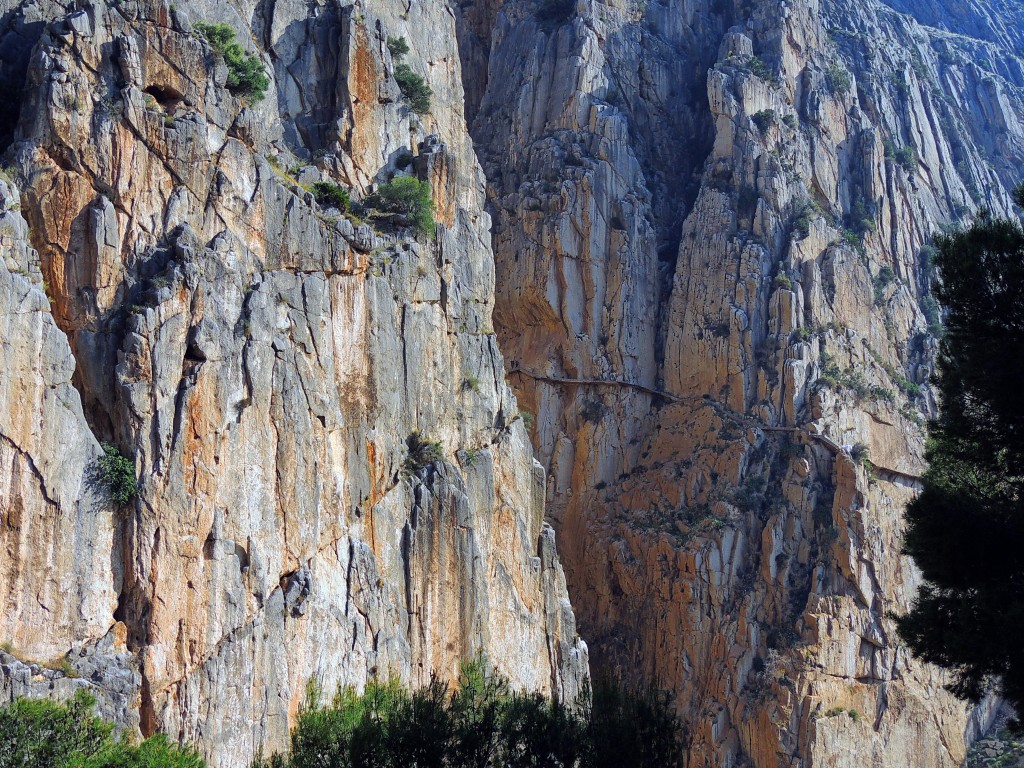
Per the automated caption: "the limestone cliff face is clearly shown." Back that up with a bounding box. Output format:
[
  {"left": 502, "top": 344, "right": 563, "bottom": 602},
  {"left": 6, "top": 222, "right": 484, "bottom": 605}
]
[
  {"left": 465, "top": 0, "right": 1022, "bottom": 765},
  {"left": 3, "top": 0, "right": 1023, "bottom": 766},
  {"left": 0, "top": 1, "right": 586, "bottom": 765}
]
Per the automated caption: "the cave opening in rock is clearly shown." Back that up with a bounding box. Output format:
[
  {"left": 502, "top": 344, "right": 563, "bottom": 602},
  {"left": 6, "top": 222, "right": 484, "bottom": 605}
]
[{"left": 143, "top": 84, "right": 184, "bottom": 113}]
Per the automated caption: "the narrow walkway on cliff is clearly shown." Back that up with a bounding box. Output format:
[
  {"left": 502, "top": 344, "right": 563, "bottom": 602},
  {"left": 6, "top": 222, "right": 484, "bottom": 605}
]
[{"left": 508, "top": 365, "right": 923, "bottom": 486}]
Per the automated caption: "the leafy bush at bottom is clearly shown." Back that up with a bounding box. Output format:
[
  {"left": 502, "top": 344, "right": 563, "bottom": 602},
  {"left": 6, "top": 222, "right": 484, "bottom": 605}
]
[{"left": 0, "top": 690, "right": 204, "bottom": 768}]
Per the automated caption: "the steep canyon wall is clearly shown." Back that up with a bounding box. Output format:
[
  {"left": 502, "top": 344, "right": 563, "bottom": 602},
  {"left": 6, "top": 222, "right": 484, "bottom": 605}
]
[
  {"left": 0, "top": 1, "right": 586, "bottom": 765},
  {"left": 1, "top": 0, "right": 1022, "bottom": 766},
  {"left": 464, "top": 0, "right": 1023, "bottom": 766}
]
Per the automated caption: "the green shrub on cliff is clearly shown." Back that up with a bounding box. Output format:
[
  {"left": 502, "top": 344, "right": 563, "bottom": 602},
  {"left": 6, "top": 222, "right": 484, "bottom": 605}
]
[
  {"left": 751, "top": 109, "right": 776, "bottom": 131},
  {"left": 404, "top": 431, "right": 444, "bottom": 471},
  {"left": 96, "top": 443, "right": 137, "bottom": 506},
  {"left": 394, "top": 64, "right": 432, "bottom": 114},
  {"left": 385, "top": 34, "right": 430, "bottom": 113},
  {"left": 883, "top": 139, "right": 919, "bottom": 174},
  {"left": 0, "top": 690, "right": 204, "bottom": 768},
  {"left": 825, "top": 63, "right": 852, "bottom": 94},
  {"left": 194, "top": 22, "right": 269, "bottom": 102},
  {"left": 387, "top": 36, "right": 410, "bottom": 58},
  {"left": 372, "top": 177, "right": 435, "bottom": 236},
  {"left": 311, "top": 182, "right": 350, "bottom": 211}
]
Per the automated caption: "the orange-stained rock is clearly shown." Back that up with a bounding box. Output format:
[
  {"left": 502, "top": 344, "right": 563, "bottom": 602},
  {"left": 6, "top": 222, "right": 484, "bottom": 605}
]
[
  {"left": 0, "top": 2, "right": 586, "bottom": 766},
  {"left": 469, "top": 0, "right": 1022, "bottom": 765}
]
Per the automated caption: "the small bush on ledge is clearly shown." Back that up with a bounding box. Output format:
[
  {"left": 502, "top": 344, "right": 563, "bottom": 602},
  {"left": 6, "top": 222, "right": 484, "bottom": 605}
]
[
  {"left": 96, "top": 442, "right": 138, "bottom": 505},
  {"left": 405, "top": 431, "right": 444, "bottom": 471},
  {"left": 752, "top": 109, "right": 776, "bottom": 132},
  {"left": 825, "top": 63, "right": 852, "bottom": 94},
  {"left": 745, "top": 55, "right": 778, "bottom": 84},
  {"left": 773, "top": 273, "right": 793, "bottom": 291},
  {"left": 386, "top": 34, "right": 430, "bottom": 113},
  {"left": 311, "top": 181, "right": 350, "bottom": 211},
  {"left": 194, "top": 22, "right": 269, "bottom": 102},
  {"left": 394, "top": 63, "right": 432, "bottom": 114},
  {"left": 371, "top": 176, "right": 435, "bottom": 236},
  {"left": 387, "top": 36, "right": 410, "bottom": 58}
]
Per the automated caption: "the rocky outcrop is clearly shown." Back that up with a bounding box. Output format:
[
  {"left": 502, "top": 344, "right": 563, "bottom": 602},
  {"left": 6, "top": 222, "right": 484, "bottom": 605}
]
[
  {"left": 879, "top": 0, "right": 1024, "bottom": 50},
  {"left": 0, "top": 1, "right": 586, "bottom": 765},
  {"left": 466, "top": 0, "right": 1022, "bottom": 765}
]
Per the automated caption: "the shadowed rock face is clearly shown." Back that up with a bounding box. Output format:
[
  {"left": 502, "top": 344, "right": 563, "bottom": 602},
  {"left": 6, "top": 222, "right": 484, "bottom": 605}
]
[
  {"left": 0, "top": 1, "right": 586, "bottom": 765},
  {"left": 463, "top": 0, "right": 1022, "bottom": 764},
  {"left": 880, "top": 0, "right": 1024, "bottom": 50}
]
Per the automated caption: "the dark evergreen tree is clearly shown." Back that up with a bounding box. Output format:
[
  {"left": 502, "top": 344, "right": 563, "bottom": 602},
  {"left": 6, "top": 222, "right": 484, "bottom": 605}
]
[
  {"left": 253, "top": 659, "right": 685, "bottom": 768},
  {"left": 584, "top": 676, "right": 684, "bottom": 768},
  {"left": 389, "top": 679, "right": 454, "bottom": 768},
  {"left": 448, "top": 660, "right": 507, "bottom": 768},
  {"left": 897, "top": 186, "right": 1024, "bottom": 722}
]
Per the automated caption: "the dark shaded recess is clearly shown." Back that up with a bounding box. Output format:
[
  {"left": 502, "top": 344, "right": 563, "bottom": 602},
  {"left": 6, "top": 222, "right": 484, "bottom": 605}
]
[
  {"left": 267, "top": 4, "right": 348, "bottom": 159},
  {"left": 597, "top": 4, "right": 734, "bottom": 378},
  {"left": 143, "top": 84, "right": 184, "bottom": 112},
  {"left": 112, "top": 515, "right": 156, "bottom": 735},
  {"left": 68, "top": 243, "right": 178, "bottom": 444},
  {"left": 535, "top": 0, "right": 576, "bottom": 25},
  {"left": 451, "top": 0, "right": 504, "bottom": 123},
  {"left": 0, "top": 8, "right": 47, "bottom": 153}
]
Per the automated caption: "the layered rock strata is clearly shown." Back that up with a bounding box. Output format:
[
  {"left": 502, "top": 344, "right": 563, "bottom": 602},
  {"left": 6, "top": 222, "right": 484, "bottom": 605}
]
[{"left": 2, "top": 0, "right": 1023, "bottom": 764}]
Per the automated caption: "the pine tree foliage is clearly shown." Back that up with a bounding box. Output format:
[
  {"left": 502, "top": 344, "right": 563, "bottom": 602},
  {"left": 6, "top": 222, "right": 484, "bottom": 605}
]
[
  {"left": 194, "top": 22, "right": 269, "bottom": 102},
  {"left": 96, "top": 443, "right": 137, "bottom": 506},
  {"left": 254, "top": 659, "right": 686, "bottom": 768},
  {"left": 896, "top": 186, "right": 1024, "bottom": 721},
  {"left": 374, "top": 177, "right": 436, "bottom": 236}
]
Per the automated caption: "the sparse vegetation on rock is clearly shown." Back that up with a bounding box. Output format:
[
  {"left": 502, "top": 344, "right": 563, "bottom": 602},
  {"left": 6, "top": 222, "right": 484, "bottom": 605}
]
[
  {"left": 884, "top": 139, "right": 919, "bottom": 173},
  {"left": 372, "top": 177, "right": 435, "bottom": 235},
  {"left": 385, "top": 38, "right": 430, "bottom": 114},
  {"left": 752, "top": 109, "right": 776, "bottom": 131},
  {"left": 311, "top": 181, "right": 350, "bottom": 211},
  {"left": 394, "top": 64, "right": 432, "bottom": 114},
  {"left": 405, "top": 431, "right": 444, "bottom": 471},
  {"left": 825, "top": 63, "right": 852, "bottom": 94},
  {"left": 873, "top": 265, "right": 895, "bottom": 305},
  {"left": 194, "top": 22, "right": 269, "bottom": 102},
  {"left": 95, "top": 443, "right": 137, "bottom": 506},
  {"left": 387, "top": 36, "right": 410, "bottom": 58},
  {"left": 745, "top": 55, "right": 777, "bottom": 83}
]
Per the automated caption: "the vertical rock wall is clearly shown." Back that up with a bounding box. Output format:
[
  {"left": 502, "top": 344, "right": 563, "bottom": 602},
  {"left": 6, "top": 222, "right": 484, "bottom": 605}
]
[
  {"left": 2, "top": 0, "right": 1023, "bottom": 764},
  {"left": 466, "top": 0, "right": 1023, "bottom": 765},
  {"left": 0, "top": 0, "right": 587, "bottom": 765}
]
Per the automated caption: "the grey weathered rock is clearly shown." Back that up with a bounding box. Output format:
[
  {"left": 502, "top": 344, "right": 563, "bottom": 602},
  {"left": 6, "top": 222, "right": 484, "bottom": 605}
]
[{"left": 0, "top": 1, "right": 586, "bottom": 765}]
